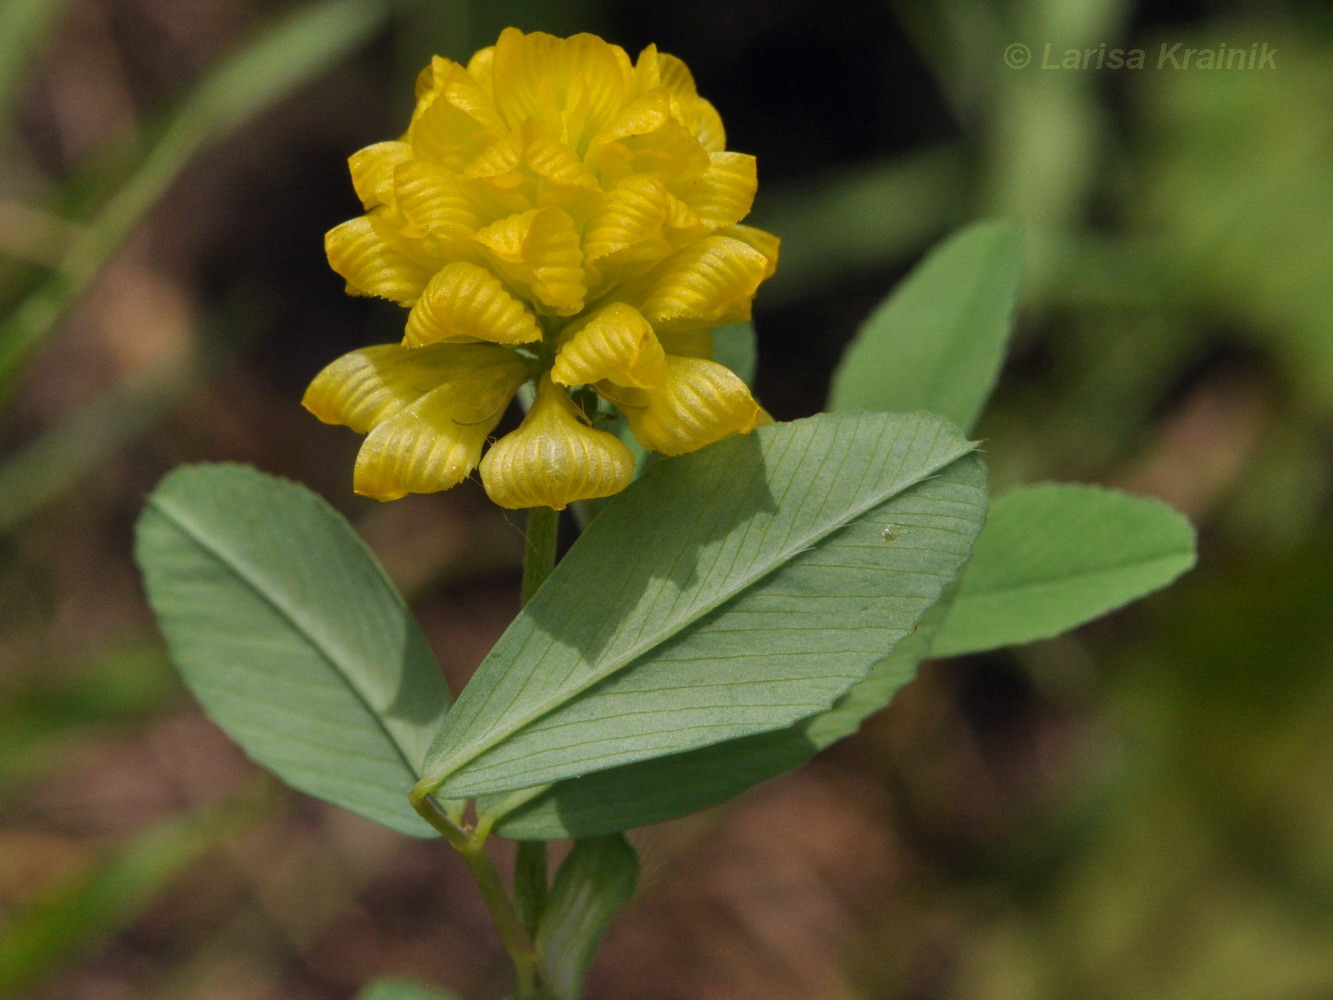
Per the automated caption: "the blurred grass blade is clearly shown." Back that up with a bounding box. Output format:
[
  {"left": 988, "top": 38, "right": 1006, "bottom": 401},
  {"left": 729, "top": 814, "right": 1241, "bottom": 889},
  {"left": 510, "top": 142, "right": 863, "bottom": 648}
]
[
  {"left": 0, "top": 352, "right": 199, "bottom": 533},
  {"left": 0, "top": 635, "right": 175, "bottom": 798},
  {"left": 0, "top": 0, "right": 76, "bottom": 134},
  {"left": 0, "top": 0, "right": 393, "bottom": 385},
  {"left": 355, "top": 980, "right": 464, "bottom": 1000},
  {"left": 0, "top": 792, "right": 268, "bottom": 998}
]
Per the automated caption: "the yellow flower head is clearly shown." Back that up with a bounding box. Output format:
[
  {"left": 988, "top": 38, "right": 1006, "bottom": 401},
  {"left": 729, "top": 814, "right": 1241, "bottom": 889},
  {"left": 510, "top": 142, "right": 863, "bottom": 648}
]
[{"left": 304, "top": 28, "right": 779, "bottom": 508}]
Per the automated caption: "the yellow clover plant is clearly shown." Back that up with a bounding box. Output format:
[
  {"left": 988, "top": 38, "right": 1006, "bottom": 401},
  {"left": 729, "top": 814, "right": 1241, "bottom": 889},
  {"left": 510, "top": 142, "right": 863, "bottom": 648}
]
[{"left": 304, "top": 28, "right": 779, "bottom": 510}]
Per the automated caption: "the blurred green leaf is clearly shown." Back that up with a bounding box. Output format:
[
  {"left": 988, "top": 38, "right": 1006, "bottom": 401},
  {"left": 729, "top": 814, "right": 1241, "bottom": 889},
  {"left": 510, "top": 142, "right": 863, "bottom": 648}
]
[
  {"left": 0, "top": 793, "right": 266, "bottom": 997},
  {"left": 0, "top": 0, "right": 393, "bottom": 385},
  {"left": 535, "top": 835, "right": 638, "bottom": 1000},
  {"left": 135, "top": 464, "right": 450, "bottom": 837},
  {"left": 0, "top": 0, "right": 75, "bottom": 133},
  {"left": 0, "top": 635, "right": 175, "bottom": 796},
  {"left": 932, "top": 484, "right": 1197, "bottom": 658},
  {"left": 423, "top": 412, "right": 985, "bottom": 809},
  {"left": 1134, "top": 29, "right": 1333, "bottom": 410},
  {"left": 713, "top": 322, "right": 758, "bottom": 388},
  {"left": 829, "top": 220, "right": 1023, "bottom": 432},
  {"left": 355, "top": 979, "right": 463, "bottom": 1000}
]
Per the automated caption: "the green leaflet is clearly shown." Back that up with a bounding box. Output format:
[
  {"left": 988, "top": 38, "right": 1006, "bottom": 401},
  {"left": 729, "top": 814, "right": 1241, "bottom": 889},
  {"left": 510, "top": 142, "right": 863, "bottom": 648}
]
[
  {"left": 535, "top": 835, "right": 639, "bottom": 1000},
  {"left": 490, "top": 584, "right": 957, "bottom": 840},
  {"left": 135, "top": 464, "right": 450, "bottom": 837},
  {"left": 829, "top": 220, "right": 1023, "bottom": 433},
  {"left": 713, "top": 321, "right": 759, "bottom": 388},
  {"left": 932, "top": 483, "right": 1198, "bottom": 657},
  {"left": 421, "top": 411, "right": 986, "bottom": 802}
]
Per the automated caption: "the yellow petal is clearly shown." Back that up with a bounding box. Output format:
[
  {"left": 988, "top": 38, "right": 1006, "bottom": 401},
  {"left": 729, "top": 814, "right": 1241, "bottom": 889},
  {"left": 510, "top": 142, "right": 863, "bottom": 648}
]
[
  {"left": 413, "top": 56, "right": 445, "bottom": 104},
  {"left": 690, "top": 97, "right": 726, "bottom": 154},
  {"left": 463, "top": 128, "right": 523, "bottom": 182},
  {"left": 662, "top": 190, "right": 701, "bottom": 231},
  {"left": 612, "top": 356, "right": 762, "bottom": 455},
  {"left": 583, "top": 174, "right": 670, "bottom": 261},
  {"left": 589, "top": 86, "right": 671, "bottom": 149},
  {"left": 718, "top": 224, "right": 781, "bottom": 280},
  {"left": 617, "top": 117, "right": 710, "bottom": 183},
  {"left": 675, "top": 151, "right": 757, "bottom": 229},
  {"left": 392, "top": 159, "right": 481, "bottom": 246},
  {"left": 656, "top": 52, "right": 726, "bottom": 151},
  {"left": 656, "top": 51, "right": 699, "bottom": 104},
  {"left": 638, "top": 235, "right": 769, "bottom": 329},
  {"left": 436, "top": 57, "right": 506, "bottom": 131},
  {"left": 405, "top": 261, "right": 542, "bottom": 347},
  {"left": 410, "top": 59, "right": 504, "bottom": 169},
  {"left": 349, "top": 141, "right": 413, "bottom": 210},
  {"left": 552, "top": 302, "right": 667, "bottom": 388},
  {"left": 520, "top": 121, "right": 599, "bottom": 190},
  {"left": 473, "top": 208, "right": 537, "bottom": 263},
  {"left": 466, "top": 46, "right": 495, "bottom": 91},
  {"left": 465, "top": 119, "right": 597, "bottom": 195},
  {"left": 480, "top": 376, "right": 634, "bottom": 509},
  {"left": 325, "top": 216, "right": 433, "bottom": 305},
  {"left": 303, "top": 342, "right": 527, "bottom": 433},
  {"left": 354, "top": 402, "right": 487, "bottom": 501},
  {"left": 475, "top": 206, "right": 586, "bottom": 314},
  {"left": 351, "top": 349, "right": 530, "bottom": 501},
  {"left": 490, "top": 28, "right": 634, "bottom": 139},
  {"left": 633, "top": 43, "right": 663, "bottom": 91}
]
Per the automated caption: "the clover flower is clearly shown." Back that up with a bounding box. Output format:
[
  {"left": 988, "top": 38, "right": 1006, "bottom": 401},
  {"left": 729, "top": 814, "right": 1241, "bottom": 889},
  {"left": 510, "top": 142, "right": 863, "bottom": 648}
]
[{"left": 304, "top": 28, "right": 779, "bottom": 509}]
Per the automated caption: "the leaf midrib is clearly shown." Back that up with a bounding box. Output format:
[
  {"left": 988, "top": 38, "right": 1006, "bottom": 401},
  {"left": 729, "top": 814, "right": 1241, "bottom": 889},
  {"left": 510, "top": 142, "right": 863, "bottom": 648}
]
[
  {"left": 148, "top": 495, "right": 421, "bottom": 781},
  {"left": 432, "top": 424, "right": 974, "bottom": 790}
]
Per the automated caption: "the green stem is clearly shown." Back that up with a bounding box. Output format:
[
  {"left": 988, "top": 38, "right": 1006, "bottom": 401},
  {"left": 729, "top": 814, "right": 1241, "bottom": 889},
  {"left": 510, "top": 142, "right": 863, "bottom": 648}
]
[
  {"left": 521, "top": 505, "right": 559, "bottom": 605},
  {"left": 458, "top": 838, "right": 541, "bottom": 998},
  {"left": 410, "top": 787, "right": 541, "bottom": 997}
]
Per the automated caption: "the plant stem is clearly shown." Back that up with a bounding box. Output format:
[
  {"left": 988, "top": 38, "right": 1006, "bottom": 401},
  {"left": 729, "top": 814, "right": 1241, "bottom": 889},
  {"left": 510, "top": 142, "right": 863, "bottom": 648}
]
[
  {"left": 521, "top": 505, "right": 559, "bottom": 605},
  {"left": 457, "top": 837, "right": 541, "bottom": 997},
  {"left": 410, "top": 788, "right": 541, "bottom": 997}
]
